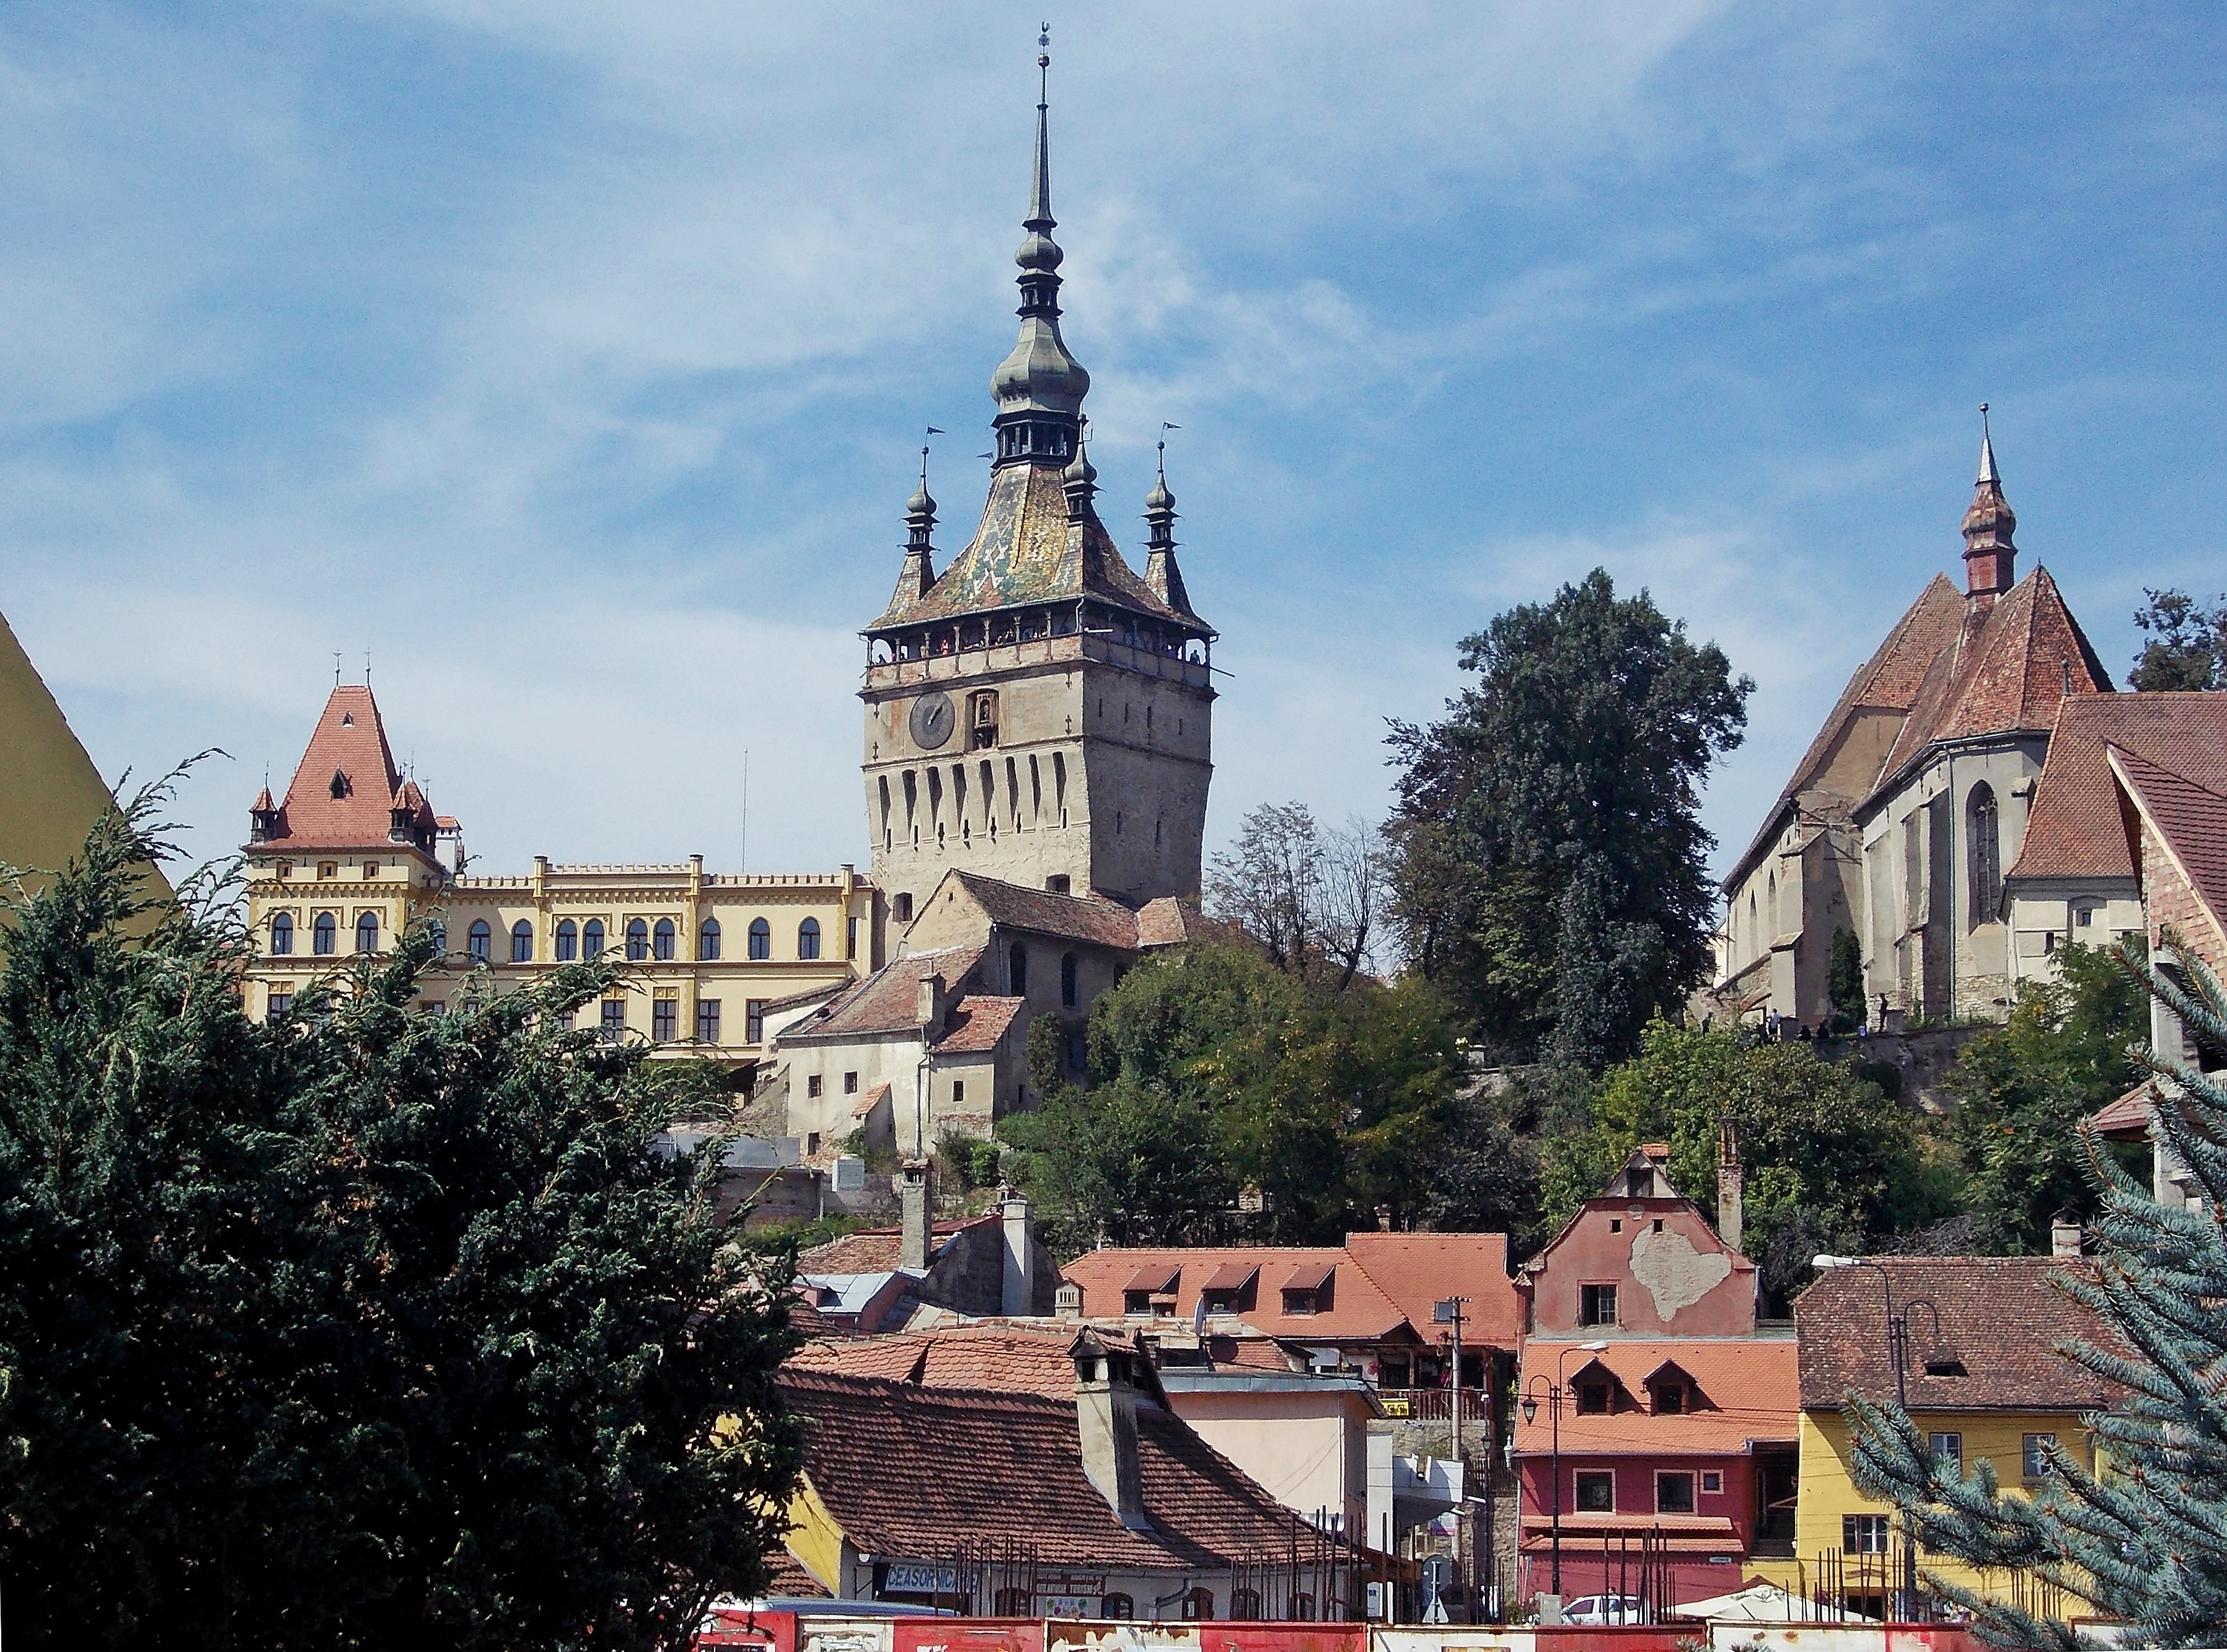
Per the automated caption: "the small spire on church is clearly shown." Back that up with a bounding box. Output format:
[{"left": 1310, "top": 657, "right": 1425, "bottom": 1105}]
[
  {"left": 1961, "top": 403, "right": 2018, "bottom": 600},
  {"left": 1062, "top": 422, "right": 1098, "bottom": 521},
  {"left": 990, "top": 29, "right": 1090, "bottom": 465},
  {"left": 1144, "top": 439, "right": 1177, "bottom": 548}
]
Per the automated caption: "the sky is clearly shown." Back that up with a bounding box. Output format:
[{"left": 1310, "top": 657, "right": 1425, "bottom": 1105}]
[{"left": 2, "top": 2, "right": 2223, "bottom": 894}]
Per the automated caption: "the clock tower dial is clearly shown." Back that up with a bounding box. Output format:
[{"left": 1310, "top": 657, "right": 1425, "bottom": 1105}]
[{"left": 909, "top": 690, "right": 956, "bottom": 750}]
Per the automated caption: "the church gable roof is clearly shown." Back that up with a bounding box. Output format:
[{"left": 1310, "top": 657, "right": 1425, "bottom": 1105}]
[
  {"left": 2108, "top": 742, "right": 2227, "bottom": 951},
  {"left": 1869, "top": 566, "right": 2112, "bottom": 797},
  {"left": 260, "top": 686, "right": 436, "bottom": 854},
  {"left": 2008, "top": 692, "right": 2227, "bottom": 885},
  {"left": 868, "top": 462, "right": 1198, "bottom": 634}
]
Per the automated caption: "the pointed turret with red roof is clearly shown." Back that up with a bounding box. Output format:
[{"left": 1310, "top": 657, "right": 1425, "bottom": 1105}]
[{"left": 246, "top": 685, "right": 444, "bottom": 865}]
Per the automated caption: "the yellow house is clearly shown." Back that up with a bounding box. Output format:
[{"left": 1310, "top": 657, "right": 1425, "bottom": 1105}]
[
  {"left": 0, "top": 604, "right": 168, "bottom": 904},
  {"left": 1794, "top": 1254, "right": 2111, "bottom": 1622},
  {"left": 240, "top": 683, "right": 873, "bottom": 1071}
]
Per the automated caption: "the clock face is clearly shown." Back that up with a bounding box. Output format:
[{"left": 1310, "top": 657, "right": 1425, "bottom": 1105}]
[{"left": 909, "top": 690, "right": 956, "bottom": 750}]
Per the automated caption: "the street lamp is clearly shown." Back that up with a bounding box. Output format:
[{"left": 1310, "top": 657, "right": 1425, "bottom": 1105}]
[
  {"left": 1813, "top": 1255, "right": 1942, "bottom": 1622},
  {"left": 1520, "top": 1339, "right": 1609, "bottom": 1602}
]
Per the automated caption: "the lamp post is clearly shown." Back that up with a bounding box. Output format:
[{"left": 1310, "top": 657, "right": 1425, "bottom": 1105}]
[
  {"left": 1521, "top": 1339, "right": 1610, "bottom": 1602},
  {"left": 1813, "top": 1255, "right": 1942, "bottom": 1622}
]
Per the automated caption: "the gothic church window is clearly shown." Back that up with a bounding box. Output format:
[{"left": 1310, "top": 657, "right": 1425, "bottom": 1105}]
[
  {"left": 798, "top": 917, "right": 821, "bottom": 960},
  {"left": 555, "top": 918, "right": 578, "bottom": 961},
  {"left": 748, "top": 918, "right": 771, "bottom": 960},
  {"left": 271, "top": 913, "right": 294, "bottom": 956},
  {"left": 700, "top": 917, "right": 721, "bottom": 960},
  {"left": 626, "top": 918, "right": 649, "bottom": 961},
  {"left": 1969, "top": 783, "right": 2001, "bottom": 926},
  {"left": 467, "top": 919, "right": 490, "bottom": 962},
  {"left": 511, "top": 920, "right": 533, "bottom": 962}
]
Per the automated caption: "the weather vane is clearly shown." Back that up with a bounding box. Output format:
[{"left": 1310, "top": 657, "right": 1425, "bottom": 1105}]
[
  {"left": 332, "top": 649, "right": 342, "bottom": 687},
  {"left": 923, "top": 426, "right": 944, "bottom": 488},
  {"left": 1158, "top": 421, "right": 1181, "bottom": 473},
  {"left": 1038, "top": 22, "right": 1049, "bottom": 102}
]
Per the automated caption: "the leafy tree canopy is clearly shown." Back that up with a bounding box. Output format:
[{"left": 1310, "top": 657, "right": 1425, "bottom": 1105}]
[
  {"left": 2128, "top": 586, "right": 2227, "bottom": 691},
  {"left": 1000, "top": 943, "right": 1473, "bottom": 1252},
  {"left": 0, "top": 789, "right": 802, "bottom": 1651},
  {"left": 1387, "top": 569, "right": 1751, "bottom": 1071},
  {"left": 1944, "top": 938, "right": 2148, "bottom": 1253}
]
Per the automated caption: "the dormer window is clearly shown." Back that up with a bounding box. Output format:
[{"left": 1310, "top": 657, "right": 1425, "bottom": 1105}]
[
  {"left": 1577, "top": 1381, "right": 1612, "bottom": 1415},
  {"left": 1923, "top": 1358, "right": 1969, "bottom": 1379},
  {"left": 1652, "top": 1382, "right": 1684, "bottom": 1414},
  {"left": 1121, "top": 1264, "right": 1180, "bottom": 1317},
  {"left": 1281, "top": 1262, "right": 1332, "bottom": 1316},
  {"left": 330, "top": 770, "right": 350, "bottom": 799}
]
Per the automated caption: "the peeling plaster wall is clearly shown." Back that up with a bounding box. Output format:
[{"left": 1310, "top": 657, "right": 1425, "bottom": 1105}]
[{"left": 1528, "top": 1198, "right": 1757, "bottom": 1338}]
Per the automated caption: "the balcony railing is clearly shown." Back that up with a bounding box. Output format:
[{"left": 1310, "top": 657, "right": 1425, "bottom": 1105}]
[{"left": 1375, "top": 1387, "right": 1488, "bottom": 1422}]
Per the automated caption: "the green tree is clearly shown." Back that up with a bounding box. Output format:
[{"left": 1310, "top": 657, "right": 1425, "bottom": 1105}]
[
  {"left": 1850, "top": 939, "right": 2227, "bottom": 1647},
  {"left": 2128, "top": 586, "right": 2227, "bottom": 690},
  {"left": 0, "top": 790, "right": 803, "bottom": 1650},
  {"left": 1542, "top": 1017, "right": 1953, "bottom": 1306},
  {"left": 1828, "top": 926, "right": 1866, "bottom": 1031},
  {"left": 1387, "top": 569, "right": 1752, "bottom": 1070},
  {"left": 1944, "top": 939, "right": 2148, "bottom": 1253}
]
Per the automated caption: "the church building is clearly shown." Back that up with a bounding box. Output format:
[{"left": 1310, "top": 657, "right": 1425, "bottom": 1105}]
[
  {"left": 1713, "top": 419, "right": 2117, "bottom": 1027},
  {"left": 772, "top": 61, "right": 1219, "bottom": 1155}
]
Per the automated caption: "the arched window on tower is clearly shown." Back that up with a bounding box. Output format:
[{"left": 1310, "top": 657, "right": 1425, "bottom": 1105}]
[
  {"left": 467, "top": 918, "right": 490, "bottom": 962},
  {"left": 511, "top": 919, "right": 533, "bottom": 962},
  {"left": 626, "top": 918, "right": 650, "bottom": 961},
  {"left": 798, "top": 917, "right": 821, "bottom": 960},
  {"left": 748, "top": 918, "right": 771, "bottom": 960},
  {"left": 555, "top": 918, "right": 578, "bottom": 961},
  {"left": 700, "top": 917, "right": 721, "bottom": 960},
  {"left": 1969, "top": 782, "right": 2002, "bottom": 927},
  {"left": 270, "top": 912, "right": 294, "bottom": 956},
  {"left": 358, "top": 912, "right": 381, "bottom": 955},
  {"left": 583, "top": 918, "right": 605, "bottom": 960}
]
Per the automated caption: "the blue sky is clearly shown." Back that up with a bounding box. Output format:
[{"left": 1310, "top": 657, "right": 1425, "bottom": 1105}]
[{"left": 3, "top": 2, "right": 2222, "bottom": 890}]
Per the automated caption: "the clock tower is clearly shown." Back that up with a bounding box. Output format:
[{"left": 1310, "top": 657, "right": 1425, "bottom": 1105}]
[{"left": 860, "top": 62, "right": 1215, "bottom": 922}]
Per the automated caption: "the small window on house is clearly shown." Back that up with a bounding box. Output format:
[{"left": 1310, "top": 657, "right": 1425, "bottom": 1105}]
[
  {"left": 696, "top": 999, "right": 721, "bottom": 1043},
  {"left": 1580, "top": 1283, "right": 1618, "bottom": 1327},
  {"left": 1929, "top": 1432, "right": 1963, "bottom": 1471},
  {"left": 362, "top": 861, "right": 379, "bottom": 879},
  {"left": 625, "top": 918, "right": 650, "bottom": 961},
  {"left": 1229, "top": 1588, "right": 1261, "bottom": 1620},
  {"left": 1608, "top": 1218, "right": 1622, "bottom": 1233},
  {"left": 267, "top": 990, "right": 293, "bottom": 1019},
  {"left": 807, "top": 1074, "right": 823, "bottom": 1099},
  {"left": 748, "top": 918, "right": 771, "bottom": 959},
  {"left": 1843, "top": 1514, "right": 1890, "bottom": 1554},
  {"left": 1657, "top": 1471, "right": 1696, "bottom": 1514},
  {"left": 844, "top": 1071, "right": 858, "bottom": 1095},
  {"left": 1061, "top": 951, "right": 1078, "bottom": 1008},
  {"left": 1576, "top": 1471, "right": 1615, "bottom": 1512},
  {"left": 1577, "top": 1381, "right": 1612, "bottom": 1415},
  {"left": 651, "top": 998, "right": 677, "bottom": 1043},
  {"left": 583, "top": 919, "right": 605, "bottom": 960},
  {"left": 599, "top": 998, "right": 626, "bottom": 1042},
  {"left": 951, "top": 1079, "right": 965, "bottom": 1106},
  {"left": 699, "top": 916, "right": 721, "bottom": 959},
  {"left": 1701, "top": 1470, "right": 1723, "bottom": 1493},
  {"left": 1652, "top": 1218, "right": 1664, "bottom": 1232},
  {"left": 1046, "top": 874, "right": 1070, "bottom": 894},
  {"left": 510, "top": 920, "right": 532, "bottom": 962},
  {"left": 313, "top": 912, "right": 337, "bottom": 955},
  {"left": 1182, "top": 1588, "right": 1213, "bottom": 1621},
  {"left": 798, "top": 917, "right": 821, "bottom": 959},
  {"left": 555, "top": 918, "right": 578, "bottom": 960},
  {"left": 2075, "top": 907, "right": 2094, "bottom": 928},
  {"left": 653, "top": 918, "right": 676, "bottom": 960},
  {"left": 2022, "top": 1433, "right": 2058, "bottom": 1480},
  {"left": 276, "top": 860, "right": 293, "bottom": 879},
  {"left": 892, "top": 894, "right": 913, "bottom": 923},
  {"left": 1653, "top": 1382, "right": 1684, "bottom": 1415},
  {"left": 317, "top": 862, "right": 338, "bottom": 881},
  {"left": 745, "top": 1000, "right": 767, "bottom": 1042},
  {"left": 467, "top": 919, "right": 490, "bottom": 962},
  {"left": 356, "top": 912, "right": 380, "bottom": 954},
  {"left": 270, "top": 913, "right": 294, "bottom": 956},
  {"left": 1102, "top": 1593, "right": 1134, "bottom": 1620}
]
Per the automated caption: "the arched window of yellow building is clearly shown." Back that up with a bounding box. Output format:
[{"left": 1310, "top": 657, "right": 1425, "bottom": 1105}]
[
  {"left": 467, "top": 919, "right": 490, "bottom": 962},
  {"left": 583, "top": 919, "right": 604, "bottom": 960},
  {"left": 700, "top": 917, "right": 721, "bottom": 960},
  {"left": 313, "top": 912, "right": 336, "bottom": 955},
  {"left": 555, "top": 918, "right": 576, "bottom": 961},
  {"left": 748, "top": 918, "right": 770, "bottom": 960},
  {"left": 625, "top": 918, "right": 650, "bottom": 962},
  {"left": 653, "top": 918, "right": 676, "bottom": 961},
  {"left": 510, "top": 920, "right": 532, "bottom": 963},
  {"left": 270, "top": 912, "right": 293, "bottom": 956},
  {"left": 798, "top": 917, "right": 821, "bottom": 960}
]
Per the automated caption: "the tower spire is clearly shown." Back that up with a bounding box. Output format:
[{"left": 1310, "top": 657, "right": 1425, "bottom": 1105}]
[
  {"left": 990, "top": 27, "right": 1089, "bottom": 468},
  {"left": 1142, "top": 429, "right": 1197, "bottom": 617},
  {"left": 1961, "top": 402, "right": 2018, "bottom": 599}
]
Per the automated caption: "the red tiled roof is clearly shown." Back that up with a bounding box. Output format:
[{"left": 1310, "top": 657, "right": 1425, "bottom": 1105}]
[
  {"left": 2091, "top": 1078, "right": 2157, "bottom": 1138},
  {"left": 1513, "top": 1339, "right": 1799, "bottom": 1457},
  {"left": 254, "top": 686, "right": 438, "bottom": 853},
  {"left": 934, "top": 995, "right": 1025, "bottom": 1053},
  {"left": 778, "top": 1369, "right": 1308, "bottom": 1570},
  {"left": 798, "top": 1212, "right": 1001, "bottom": 1276},
  {"left": 950, "top": 870, "right": 1143, "bottom": 949},
  {"left": 786, "top": 946, "right": 985, "bottom": 1042},
  {"left": 851, "top": 1081, "right": 891, "bottom": 1120},
  {"left": 1871, "top": 568, "right": 2112, "bottom": 796},
  {"left": 2109, "top": 742, "right": 2227, "bottom": 946},
  {"left": 762, "top": 1550, "right": 832, "bottom": 1597},
  {"left": 785, "top": 1323, "right": 1160, "bottom": 1402},
  {"left": 2008, "top": 693, "right": 2227, "bottom": 884},
  {"left": 1065, "top": 1232, "right": 1522, "bottom": 1348},
  {"left": 1796, "top": 1257, "right": 2119, "bottom": 1412},
  {"left": 1201, "top": 1262, "right": 1259, "bottom": 1293}
]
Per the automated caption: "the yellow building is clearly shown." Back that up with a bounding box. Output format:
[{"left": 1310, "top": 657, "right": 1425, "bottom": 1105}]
[
  {"left": 1794, "top": 1254, "right": 2109, "bottom": 1621},
  {"left": 0, "top": 603, "right": 167, "bottom": 903},
  {"left": 241, "top": 684, "right": 873, "bottom": 1069}
]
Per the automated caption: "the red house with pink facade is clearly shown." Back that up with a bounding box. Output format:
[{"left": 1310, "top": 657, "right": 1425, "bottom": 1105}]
[{"left": 1512, "top": 1143, "right": 1799, "bottom": 1614}]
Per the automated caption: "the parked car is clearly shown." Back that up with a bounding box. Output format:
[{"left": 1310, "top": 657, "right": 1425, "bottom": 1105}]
[{"left": 1563, "top": 1594, "right": 1647, "bottom": 1625}]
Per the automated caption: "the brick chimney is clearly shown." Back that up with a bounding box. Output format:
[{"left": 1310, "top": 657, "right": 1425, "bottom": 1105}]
[
  {"left": 1717, "top": 1120, "right": 1744, "bottom": 1254},
  {"left": 1000, "top": 1189, "right": 1035, "bottom": 1316},
  {"left": 1069, "top": 1329, "right": 1150, "bottom": 1529},
  {"left": 899, "top": 1158, "right": 933, "bottom": 1271},
  {"left": 2051, "top": 1211, "right": 2082, "bottom": 1259},
  {"left": 915, "top": 970, "right": 948, "bottom": 1037}
]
